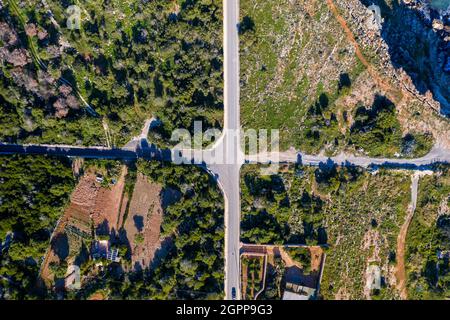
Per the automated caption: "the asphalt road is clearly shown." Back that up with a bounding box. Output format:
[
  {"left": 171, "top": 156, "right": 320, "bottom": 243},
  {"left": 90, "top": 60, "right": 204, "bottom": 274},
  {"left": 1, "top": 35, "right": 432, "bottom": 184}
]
[
  {"left": 0, "top": 142, "right": 171, "bottom": 161},
  {"left": 1, "top": 0, "right": 450, "bottom": 302},
  {"left": 213, "top": 0, "right": 242, "bottom": 300},
  {"left": 245, "top": 146, "right": 450, "bottom": 169},
  {"left": 0, "top": 0, "right": 244, "bottom": 299}
]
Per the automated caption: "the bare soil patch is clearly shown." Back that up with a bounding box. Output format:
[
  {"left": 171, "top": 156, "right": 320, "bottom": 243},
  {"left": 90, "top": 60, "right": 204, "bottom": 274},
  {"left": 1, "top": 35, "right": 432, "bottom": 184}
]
[
  {"left": 396, "top": 195, "right": 415, "bottom": 298},
  {"left": 88, "top": 292, "right": 106, "bottom": 300},
  {"left": 40, "top": 167, "right": 127, "bottom": 285},
  {"left": 91, "top": 167, "right": 127, "bottom": 233},
  {"left": 123, "top": 173, "right": 163, "bottom": 270}
]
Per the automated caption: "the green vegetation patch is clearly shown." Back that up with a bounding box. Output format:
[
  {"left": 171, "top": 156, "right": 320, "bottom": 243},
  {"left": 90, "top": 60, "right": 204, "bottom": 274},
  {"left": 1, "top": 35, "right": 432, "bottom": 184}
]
[
  {"left": 320, "top": 168, "right": 410, "bottom": 300},
  {"left": 239, "top": 0, "right": 363, "bottom": 153},
  {"left": 406, "top": 166, "right": 450, "bottom": 300},
  {"left": 241, "top": 165, "right": 327, "bottom": 245},
  {"left": 0, "top": 0, "right": 223, "bottom": 146},
  {"left": 241, "top": 163, "right": 411, "bottom": 299},
  {"left": 239, "top": 0, "right": 434, "bottom": 158},
  {"left": 0, "top": 155, "right": 75, "bottom": 299},
  {"left": 241, "top": 255, "right": 264, "bottom": 299}
]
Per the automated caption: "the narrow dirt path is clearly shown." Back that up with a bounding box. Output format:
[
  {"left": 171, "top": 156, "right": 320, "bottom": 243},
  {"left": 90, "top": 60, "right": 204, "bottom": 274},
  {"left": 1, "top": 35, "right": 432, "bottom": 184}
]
[
  {"left": 325, "top": 0, "right": 444, "bottom": 117},
  {"left": 325, "top": 0, "right": 401, "bottom": 101},
  {"left": 395, "top": 173, "right": 419, "bottom": 299},
  {"left": 241, "top": 261, "right": 248, "bottom": 299},
  {"left": 250, "top": 269, "right": 255, "bottom": 298}
]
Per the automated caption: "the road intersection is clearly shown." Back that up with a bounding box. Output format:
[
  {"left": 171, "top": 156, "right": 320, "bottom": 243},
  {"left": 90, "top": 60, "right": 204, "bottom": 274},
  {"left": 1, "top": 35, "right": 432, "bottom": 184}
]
[{"left": 1, "top": 0, "right": 450, "bottom": 301}]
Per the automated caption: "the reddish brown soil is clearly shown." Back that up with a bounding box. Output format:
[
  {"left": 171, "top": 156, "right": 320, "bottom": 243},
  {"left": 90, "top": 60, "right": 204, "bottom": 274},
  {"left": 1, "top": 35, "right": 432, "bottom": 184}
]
[
  {"left": 91, "top": 167, "right": 127, "bottom": 232},
  {"left": 241, "top": 255, "right": 265, "bottom": 300},
  {"left": 40, "top": 167, "right": 127, "bottom": 285},
  {"left": 124, "top": 173, "right": 163, "bottom": 270},
  {"left": 325, "top": 0, "right": 402, "bottom": 104},
  {"left": 88, "top": 292, "right": 106, "bottom": 300},
  {"left": 396, "top": 206, "right": 414, "bottom": 300},
  {"left": 326, "top": 0, "right": 450, "bottom": 148},
  {"left": 309, "top": 247, "right": 324, "bottom": 272}
]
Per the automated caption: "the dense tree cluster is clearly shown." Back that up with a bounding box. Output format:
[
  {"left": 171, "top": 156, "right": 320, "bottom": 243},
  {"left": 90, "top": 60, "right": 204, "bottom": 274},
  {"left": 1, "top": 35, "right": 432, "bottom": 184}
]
[
  {"left": 349, "top": 95, "right": 402, "bottom": 157},
  {"left": 286, "top": 247, "right": 312, "bottom": 274},
  {"left": 0, "top": 155, "right": 75, "bottom": 299},
  {"left": 0, "top": 157, "right": 224, "bottom": 300},
  {"left": 0, "top": 0, "right": 223, "bottom": 146},
  {"left": 240, "top": 165, "right": 329, "bottom": 245}
]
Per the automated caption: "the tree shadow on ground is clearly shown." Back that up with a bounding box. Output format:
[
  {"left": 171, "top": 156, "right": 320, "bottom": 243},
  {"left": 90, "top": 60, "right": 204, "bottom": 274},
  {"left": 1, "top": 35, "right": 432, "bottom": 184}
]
[
  {"left": 95, "top": 219, "right": 110, "bottom": 237},
  {"left": 285, "top": 265, "right": 320, "bottom": 289},
  {"left": 160, "top": 187, "right": 183, "bottom": 209},
  {"left": 149, "top": 237, "right": 174, "bottom": 271},
  {"left": 133, "top": 215, "right": 144, "bottom": 232},
  {"left": 51, "top": 232, "right": 69, "bottom": 261}
]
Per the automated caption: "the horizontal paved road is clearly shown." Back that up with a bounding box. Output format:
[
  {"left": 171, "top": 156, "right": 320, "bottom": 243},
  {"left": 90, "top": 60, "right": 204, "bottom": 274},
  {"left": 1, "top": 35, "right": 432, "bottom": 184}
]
[
  {"left": 2, "top": 0, "right": 450, "bottom": 303},
  {"left": 0, "top": 142, "right": 172, "bottom": 161},
  {"left": 246, "top": 146, "right": 450, "bottom": 169}
]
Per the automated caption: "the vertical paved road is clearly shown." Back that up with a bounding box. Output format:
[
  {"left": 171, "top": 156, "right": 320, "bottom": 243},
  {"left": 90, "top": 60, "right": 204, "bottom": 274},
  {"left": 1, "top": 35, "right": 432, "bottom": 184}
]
[
  {"left": 5, "top": 0, "right": 448, "bottom": 301},
  {"left": 220, "top": 0, "right": 242, "bottom": 300}
]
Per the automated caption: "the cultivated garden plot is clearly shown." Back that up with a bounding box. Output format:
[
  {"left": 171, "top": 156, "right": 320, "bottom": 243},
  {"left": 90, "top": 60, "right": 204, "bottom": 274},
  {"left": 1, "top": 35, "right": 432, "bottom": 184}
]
[
  {"left": 0, "top": 156, "right": 225, "bottom": 300},
  {"left": 240, "top": 245, "right": 325, "bottom": 300}
]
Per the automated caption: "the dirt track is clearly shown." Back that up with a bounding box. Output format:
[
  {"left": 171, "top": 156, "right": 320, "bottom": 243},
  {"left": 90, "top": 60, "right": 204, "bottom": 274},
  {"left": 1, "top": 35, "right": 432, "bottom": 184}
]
[
  {"left": 325, "top": 0, "right": 402, "bottom": 104},
  {"left": 395, "top": 174, "right": 419, "bottom": 300},
  {"left": 325, "top": 0, "right": 450, "bottom": 149}
]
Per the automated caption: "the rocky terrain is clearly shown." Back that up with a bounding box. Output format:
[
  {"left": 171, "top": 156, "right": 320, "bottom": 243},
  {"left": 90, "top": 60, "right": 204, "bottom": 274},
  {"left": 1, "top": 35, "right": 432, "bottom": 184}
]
[
  {"left": 406, "top": 0, "right": 450, "bottom": 31},
  {"left": 240, "top": 0, "right": 450, "bottom": 154},
  {"left": 348, "top": 0, "right": 450, "bottom": 115},
  {"left": 404, "top": 0, "right": 450, "bottom": 70},
  {"left": 333, "top": 0, "right": 450, "bottom": 147}
]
